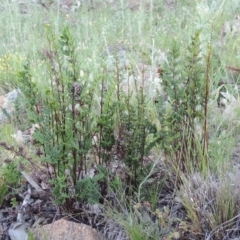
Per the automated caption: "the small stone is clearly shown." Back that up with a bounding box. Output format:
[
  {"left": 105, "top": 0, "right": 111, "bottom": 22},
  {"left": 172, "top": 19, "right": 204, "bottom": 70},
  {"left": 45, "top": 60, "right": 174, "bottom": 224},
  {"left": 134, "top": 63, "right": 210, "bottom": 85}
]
[{"left": 0, "top": 224, "right": 3, "bottom": 239}]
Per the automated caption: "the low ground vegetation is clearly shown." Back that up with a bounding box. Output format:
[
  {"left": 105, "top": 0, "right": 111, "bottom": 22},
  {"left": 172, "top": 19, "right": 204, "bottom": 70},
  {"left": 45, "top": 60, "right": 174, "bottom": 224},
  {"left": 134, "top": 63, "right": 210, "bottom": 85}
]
[{"left": 0, "top": 0, "right": 240, "bottom": 239}]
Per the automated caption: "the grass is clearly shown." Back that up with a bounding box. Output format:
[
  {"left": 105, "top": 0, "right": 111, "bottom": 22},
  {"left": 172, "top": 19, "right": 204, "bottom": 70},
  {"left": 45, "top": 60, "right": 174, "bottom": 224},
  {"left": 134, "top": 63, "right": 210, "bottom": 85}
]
[{"left": 1, "top": 0, "right": 240, "bottom": 239}]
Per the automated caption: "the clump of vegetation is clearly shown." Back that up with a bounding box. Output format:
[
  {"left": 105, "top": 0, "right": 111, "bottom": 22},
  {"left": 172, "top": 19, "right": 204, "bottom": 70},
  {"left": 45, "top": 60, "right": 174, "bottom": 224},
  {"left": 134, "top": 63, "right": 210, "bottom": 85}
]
[
  {"left": 11, "top": 24, "right": 163, "bottom": 209},
  {"left": 0, "top": 0, "right": 240, "bottom": 239},
  {"left": 1, "top": 161, "right": 22, "bottom": 187},
  {"left": 158, "top": 30, "right": 211, "bottom": 174},
  {"left": 178, "top": 172, "right": 240, "bottom": 239}
]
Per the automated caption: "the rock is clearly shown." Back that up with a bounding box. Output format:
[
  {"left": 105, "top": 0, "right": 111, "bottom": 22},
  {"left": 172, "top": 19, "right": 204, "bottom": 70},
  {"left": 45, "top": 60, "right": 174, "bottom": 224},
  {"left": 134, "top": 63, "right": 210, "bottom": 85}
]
[
  {"left": 120, "top": 63, "right": 165, "bottom": 102},
  {"left": 32, "top": 219, "right": 104, "bottom": 240},
  {"left": 128, "top": 0, "right": 154, "bottom": 11},
  {"left": 164, "top": 0, "right": 176, "bottom": 9},
  {"left": 102, "top": 43, "right": 167, "bottom": 102},
  {"left": 8, "top": 222, "right": 29, "bottom": 240},
  {"left": 58, "top": 0, "right": 81, "bottom": 11},
  {"left": 0, "top": 95, "right": 5, "bottom": 109},
  {"left": 220, "top": 17, "right": 240, "bottom": 47},
  {"left": 0, "top": 89, "right": 21, "bottom": 124},
  {"left": 221, "top": 18, "right": 240, "bottom": 40}
]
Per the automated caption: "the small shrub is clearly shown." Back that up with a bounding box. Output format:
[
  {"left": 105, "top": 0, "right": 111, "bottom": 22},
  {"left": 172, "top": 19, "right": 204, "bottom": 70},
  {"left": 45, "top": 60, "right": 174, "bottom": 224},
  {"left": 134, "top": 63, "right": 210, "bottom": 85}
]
[
  {"left": 75, "top": 171, "right": 105, "bottom": 204},
  {"left": 1, "top": 161, "right": 22, "bottom": 187},
  {"left": 159, "top": 30, "right": 211, "bottom": 173}
]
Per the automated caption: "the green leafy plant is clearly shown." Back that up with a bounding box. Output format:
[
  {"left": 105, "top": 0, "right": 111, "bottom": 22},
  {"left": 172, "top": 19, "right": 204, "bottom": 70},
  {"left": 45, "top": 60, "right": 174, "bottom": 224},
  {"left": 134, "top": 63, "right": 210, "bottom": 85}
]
[
  {"left": 1, "top": 1, "right": 240, "bottom": 239},
  {"left": 1, "top": 161, "right": 22, "bottom": 187},
  {"left": 10, "top": 197, "right": 18, "bottom": 207},
  {"left": 159, "top": 30, "right": 211, "bottom": 173},
  {"left": 15, "top": 25, "right": 99, "bottom": 206},
  {"left": 51, "top": 175, "right": 70, "bottom": 206},
  {"left": 75, "top": 171, "right": 105, "bottom": 204},
  {"left": 110, "top": 64, "right": 161, "bottom": 191}
]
